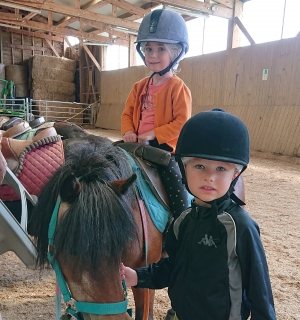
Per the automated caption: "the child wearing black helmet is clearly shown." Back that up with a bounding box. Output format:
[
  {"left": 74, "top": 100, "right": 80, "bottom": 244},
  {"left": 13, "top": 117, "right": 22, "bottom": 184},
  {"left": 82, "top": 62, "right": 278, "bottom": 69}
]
[
  {"left": 121, "top": 9, "right": 192, "bottom": 218},
  {"left": 121, "top": 110, "right": 277, "bottom": 320}
]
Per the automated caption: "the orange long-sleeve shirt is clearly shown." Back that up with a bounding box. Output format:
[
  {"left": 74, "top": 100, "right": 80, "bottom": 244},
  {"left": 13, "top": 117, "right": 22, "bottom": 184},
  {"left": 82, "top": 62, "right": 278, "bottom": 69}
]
[{"left": 121, "top": 75, "right": 192, "bottom": 153}]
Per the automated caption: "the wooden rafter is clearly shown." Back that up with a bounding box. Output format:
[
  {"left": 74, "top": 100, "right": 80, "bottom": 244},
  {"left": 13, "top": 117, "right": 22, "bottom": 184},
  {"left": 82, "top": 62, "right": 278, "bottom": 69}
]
[
  {"left": 0, "top": 18, "right": 129, "bottom": 45},
  {"left": 83, "top": 43, "right": 101, "bottom": 71},
  {"left": 8, "top": 0, "right": 140, "bottom": 29},
  {"left": 45, "top": 38, "right": 60, "bottom": 57}
]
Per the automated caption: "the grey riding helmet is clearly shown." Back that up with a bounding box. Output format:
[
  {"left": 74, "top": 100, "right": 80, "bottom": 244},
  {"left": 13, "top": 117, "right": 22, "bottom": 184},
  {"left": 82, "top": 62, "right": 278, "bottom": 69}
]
[
  {"left": 136, "top": 9, "right": 189, "bottom": 75},
  {"left": 175, "top": 109, "right": 250, "bottom": 186}
]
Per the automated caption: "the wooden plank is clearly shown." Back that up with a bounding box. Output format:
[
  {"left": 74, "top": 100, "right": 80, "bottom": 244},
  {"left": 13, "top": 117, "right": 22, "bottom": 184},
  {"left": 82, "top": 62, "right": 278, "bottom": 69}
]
[
  {"left": 45, "top": 38, "right": 60, "bottom": 57},
  {"left": 234, "top": 17, "right": 255, "bottom": 45},
  {"left": 3, "top": 42, "right": 50, "bottom": 52},
  {"left": 0, "top": 13, "right": 22, "bottom": 20},
  {"left": 83, "top": 43, "right": 101, "bottom": 71},
  {"left": 64, "top": 36, "right": 79, "bottom": 58},
  {"left": 159, "top": 0, "right": 233, "bottom": 19},
  {"left": 103, "top": 0, "right": 148, "bottom": 16},
  {"left": 10, "top": 0, "right": 140, "bottom": 30},
  {"left": 0, "top": 19, "right": 129, "bottom": 46},
  {"left": 0, "top": 28, "right": 63, "bottom": 42}
]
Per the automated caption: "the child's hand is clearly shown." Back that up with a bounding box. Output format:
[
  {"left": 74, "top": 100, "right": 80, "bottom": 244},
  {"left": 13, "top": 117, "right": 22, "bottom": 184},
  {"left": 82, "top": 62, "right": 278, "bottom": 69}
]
[
  {"left": 120, "top": 263, "right": 138, "bottom": 287},
  {"left": 123, "top": 131, "right": 137, "bottom": 143},
  {"left": 138, "top": 130, "right": 155, "bottom": 143}
]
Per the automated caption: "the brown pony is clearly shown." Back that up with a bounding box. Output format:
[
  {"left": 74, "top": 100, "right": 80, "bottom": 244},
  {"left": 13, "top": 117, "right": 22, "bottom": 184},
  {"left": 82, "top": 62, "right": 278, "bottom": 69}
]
[
  {"left": 31, "top": 135, "right": 245, "bottom": 320},
  {"left": 31, "top": 135, "right": 162, "bottom": 320}
]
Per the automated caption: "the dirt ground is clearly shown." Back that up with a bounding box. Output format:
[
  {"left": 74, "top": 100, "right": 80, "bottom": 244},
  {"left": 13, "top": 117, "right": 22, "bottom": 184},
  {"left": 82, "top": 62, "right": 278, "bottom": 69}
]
[{"left": 1, "top": 128, "right": 300, "bottom": 319}]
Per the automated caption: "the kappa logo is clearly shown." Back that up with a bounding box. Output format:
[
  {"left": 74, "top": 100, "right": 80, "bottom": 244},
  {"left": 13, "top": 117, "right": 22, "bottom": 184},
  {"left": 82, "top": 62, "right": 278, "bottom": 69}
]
[{"left": 198, "top": 234, "right": 217, "bottom": 248}]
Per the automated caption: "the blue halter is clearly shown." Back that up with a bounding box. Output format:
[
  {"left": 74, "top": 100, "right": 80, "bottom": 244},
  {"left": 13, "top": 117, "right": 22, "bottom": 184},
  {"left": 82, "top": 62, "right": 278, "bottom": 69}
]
[{"left": 48, "top": 195, "right": 129, "bottom": 319}]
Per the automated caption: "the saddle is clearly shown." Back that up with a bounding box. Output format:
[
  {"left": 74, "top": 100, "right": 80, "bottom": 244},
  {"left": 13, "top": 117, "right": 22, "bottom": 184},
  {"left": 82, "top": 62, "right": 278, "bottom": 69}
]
[
  {"left": 114, "top": 141, "right": 171, "bottom": 211},
  {"left": 0, "top": 127, "right": 65, "bottom": 201},
  {"left": 2, "top": 120, "right": 32, "bottom": 138}
]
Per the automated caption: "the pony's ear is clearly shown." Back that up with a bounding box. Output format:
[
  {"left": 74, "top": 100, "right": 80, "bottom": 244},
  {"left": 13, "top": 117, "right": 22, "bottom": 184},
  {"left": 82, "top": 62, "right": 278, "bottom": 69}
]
[
  {"left": 109, "top": 174, "right": 137, "bottom": 195},
  {"left": 60, "top": 173, "right": 81, "bottom": 203}
]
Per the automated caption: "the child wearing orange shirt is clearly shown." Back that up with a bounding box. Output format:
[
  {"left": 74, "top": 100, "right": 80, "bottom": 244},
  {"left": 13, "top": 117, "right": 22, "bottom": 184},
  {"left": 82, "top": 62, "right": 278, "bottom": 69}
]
[{"left": 121, "top": 9, "right": 192, "bottom": 218}]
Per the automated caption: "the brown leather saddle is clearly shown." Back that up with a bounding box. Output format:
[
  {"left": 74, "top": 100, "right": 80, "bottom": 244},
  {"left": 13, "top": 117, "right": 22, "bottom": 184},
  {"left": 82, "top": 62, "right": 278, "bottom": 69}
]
[{"left": 114, "top": 141, "right": 171, "bottom": 211}]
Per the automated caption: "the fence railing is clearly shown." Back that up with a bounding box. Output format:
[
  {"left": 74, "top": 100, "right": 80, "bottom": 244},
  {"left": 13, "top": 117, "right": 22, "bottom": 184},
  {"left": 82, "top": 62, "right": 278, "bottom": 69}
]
[
  {"left": 0, "top": 99, "right": 100, "bottom": 127},
  {"left": 0, "top": 98, "right": 31, "bottom": 121}
]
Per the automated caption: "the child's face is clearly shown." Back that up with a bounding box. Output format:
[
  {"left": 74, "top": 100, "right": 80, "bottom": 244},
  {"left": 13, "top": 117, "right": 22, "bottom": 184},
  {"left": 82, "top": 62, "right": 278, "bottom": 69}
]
[
  {"left": 185, "top": 158, "right": 240, "bottom": 205},
  {"left": 144, "top": 42, "right": 172, "bottom": 73}
]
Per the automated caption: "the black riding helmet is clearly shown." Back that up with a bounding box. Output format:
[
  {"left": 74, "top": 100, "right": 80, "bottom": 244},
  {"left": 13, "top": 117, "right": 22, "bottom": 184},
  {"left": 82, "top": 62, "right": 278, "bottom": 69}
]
[
  {"left": 135, "top": 9, "right": 189, "bottom": 76},
  {"left": 175, "top": 109, "right": 250, "bottom": 202}
]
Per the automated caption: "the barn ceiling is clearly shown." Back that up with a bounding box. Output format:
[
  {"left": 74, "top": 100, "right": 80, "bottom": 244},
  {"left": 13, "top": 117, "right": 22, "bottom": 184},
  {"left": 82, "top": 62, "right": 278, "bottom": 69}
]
[{"left": 0, "top": 0, "right": 249, "bottom": 47}]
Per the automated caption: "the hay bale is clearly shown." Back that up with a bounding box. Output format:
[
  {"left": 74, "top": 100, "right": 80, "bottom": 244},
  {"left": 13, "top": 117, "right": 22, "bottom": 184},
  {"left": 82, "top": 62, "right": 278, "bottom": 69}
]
[
  {"left": 15, "top": 84, "right": 29, "bottom": 98},
  {"left": 29, "top": 55, "right": 76, "bottom": 72},
  {"left": 5, "top": 65, "right": 28, "bottom": 84},
  {"left": 32, "top": 80, "right": 75, "bottom": 95},
  {"left": 31, "top": 89, "right": 74, "bottom": 102},
  {"left": 31, "top": 67, "right": 74, "bottom": 82}
]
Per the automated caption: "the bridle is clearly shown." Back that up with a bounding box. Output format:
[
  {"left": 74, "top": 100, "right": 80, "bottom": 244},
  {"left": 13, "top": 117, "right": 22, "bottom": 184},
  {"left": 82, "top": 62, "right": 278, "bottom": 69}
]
[{"left": 48, "top": 196, "right": 129, "bottom": 319}]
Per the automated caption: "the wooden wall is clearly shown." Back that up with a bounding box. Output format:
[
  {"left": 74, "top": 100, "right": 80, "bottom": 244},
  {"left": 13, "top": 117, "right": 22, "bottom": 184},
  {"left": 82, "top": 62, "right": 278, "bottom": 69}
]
[
  {"left": 97, "top": 36, "right": 300, "bottom": 157},
  {"left": 0, "top": 30, "right": 63, "bottom": 65}
]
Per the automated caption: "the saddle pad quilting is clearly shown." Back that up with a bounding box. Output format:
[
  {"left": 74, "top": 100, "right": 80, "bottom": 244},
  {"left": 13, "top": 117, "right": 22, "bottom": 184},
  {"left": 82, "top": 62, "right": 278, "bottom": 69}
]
[{"left": 0, "top": 140, "right": 64, "bottom": 201}]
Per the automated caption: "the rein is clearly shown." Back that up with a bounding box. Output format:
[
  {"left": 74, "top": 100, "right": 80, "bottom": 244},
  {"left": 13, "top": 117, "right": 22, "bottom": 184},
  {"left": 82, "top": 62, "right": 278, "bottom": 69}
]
[{"left": 48, "top": 196, "right": 129, "bottom": 319}]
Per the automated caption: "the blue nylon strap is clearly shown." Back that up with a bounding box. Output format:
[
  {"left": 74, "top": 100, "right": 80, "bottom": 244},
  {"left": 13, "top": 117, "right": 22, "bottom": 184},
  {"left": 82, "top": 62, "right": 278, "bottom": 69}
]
[
  {"left": 75, "top": 298, "right": 128, "bottom": 315},
  {"left": 48, "top": 251, "right": 72, "bottom": 302},
  {"left": 48, "top": 195, "right": 129, "bottom": 317}
]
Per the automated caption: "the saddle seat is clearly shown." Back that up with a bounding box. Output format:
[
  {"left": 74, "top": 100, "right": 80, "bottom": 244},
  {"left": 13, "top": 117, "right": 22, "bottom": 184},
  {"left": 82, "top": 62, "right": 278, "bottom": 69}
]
[
  {"left": 114, "top": 141, "right": 171, "bottom": 211},
  {"left": 1, "top": 127, "right": 58, "bottom": 173}
]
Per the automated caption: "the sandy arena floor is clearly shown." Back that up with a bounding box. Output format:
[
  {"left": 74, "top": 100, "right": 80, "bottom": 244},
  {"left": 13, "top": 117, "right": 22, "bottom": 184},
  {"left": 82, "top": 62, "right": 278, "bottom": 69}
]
[{"left": 0, "top": 128, "right": 300, "bottom": 319}]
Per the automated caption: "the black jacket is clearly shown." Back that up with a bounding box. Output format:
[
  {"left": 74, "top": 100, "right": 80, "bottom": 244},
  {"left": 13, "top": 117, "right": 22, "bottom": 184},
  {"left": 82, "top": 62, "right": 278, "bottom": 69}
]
[{"left": 135, "top": 198, "right": 277, "bottom": 320}]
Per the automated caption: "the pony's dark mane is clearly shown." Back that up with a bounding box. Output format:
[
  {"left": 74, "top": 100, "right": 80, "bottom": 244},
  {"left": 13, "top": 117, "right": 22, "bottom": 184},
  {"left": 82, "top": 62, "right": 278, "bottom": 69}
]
[{"left": 31, "top": 135, "right": 138, "bottom": 271}]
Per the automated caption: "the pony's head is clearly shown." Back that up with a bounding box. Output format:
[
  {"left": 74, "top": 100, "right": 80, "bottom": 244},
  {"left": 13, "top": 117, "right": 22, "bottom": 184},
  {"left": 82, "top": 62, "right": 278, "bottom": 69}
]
[{"left": 32, "top": 136, "right": 138, "bottom": 274}]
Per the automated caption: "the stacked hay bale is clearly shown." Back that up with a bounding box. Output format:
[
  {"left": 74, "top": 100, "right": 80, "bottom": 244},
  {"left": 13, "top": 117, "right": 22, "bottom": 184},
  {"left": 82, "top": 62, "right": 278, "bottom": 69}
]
[
  {"left": 5, "top": 64, "right": 29, "bottom": 98},
  {"left": 28, "top": 56, "right": 82, "bottom": 123}
]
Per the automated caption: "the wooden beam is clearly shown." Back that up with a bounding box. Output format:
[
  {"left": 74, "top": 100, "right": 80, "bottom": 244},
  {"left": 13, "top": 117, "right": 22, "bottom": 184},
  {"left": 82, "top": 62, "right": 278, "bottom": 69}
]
[
  {"left": 0, "top": 19, "right": 129, "bottom": 45},
  {"left": 112, "top": 4, "right": 117, "bottom": 18},
  {"left": 23, "top": 12, "right": 38, "bottom": 20},
  {"left": 45, "top": 38, "right": 60, "bottom": 57},
  {"left": 227, "top": 0, "right": 243, "bottom": 49},
  {"left": 103, "top": 0, "right": 147, "bottom": 17},
  {"left": 83, "top": 43, "right": 101, "bottom": 71},
  {"left": 64, "top": 36, "right": 79, "bottom": 58},
  {"left": 234, "top": 16, "right": 255, "bottom": 45},
  {"left": 56, "top": 17, "right": 77, "bottom": 27},
  {"left": 82, "top": 0, "right": 108, "bottom": 10},
  {"left": 159, "top": 0, "right": 233, "bottom": 19},
  {"left": 214, "top": 0, "right": 234, "bottom": 9},
  {"left": 0, "top": 27, "right": 63, "bottom": 42},
  {"left": 4, "top": 42, "right": 51, "bottom": 52},
  {"left": 10, "top": 0, "right": 140, "bottom": 29},
  {"left": 128, "top": 34, "right": 136, "bottom": 67},
  {"left": 0, "top": 13, "right": 22, "bottom": 20}
]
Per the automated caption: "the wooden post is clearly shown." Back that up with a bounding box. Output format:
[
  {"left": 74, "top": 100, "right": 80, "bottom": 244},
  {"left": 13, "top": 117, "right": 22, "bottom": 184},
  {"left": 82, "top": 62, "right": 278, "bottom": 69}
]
[
  {"left": 227, "top": 0, "right": 244, "bottom": 49},
  {"left": 128, "top": 34, "right": 137, "bottom": 67}
]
